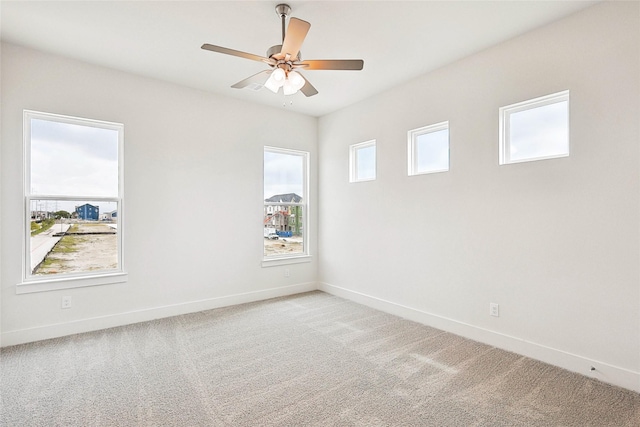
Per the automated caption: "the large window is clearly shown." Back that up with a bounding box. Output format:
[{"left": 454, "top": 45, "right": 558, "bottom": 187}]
[
  {"left": 408, "top": 121, "right": 449, "bottom": 175},
  {"left": 22, "top": 110, "right": 125, "bottom": 291},
  {"left": 263, "top": 147, "right": 308, "bottom": 263},
  {"left": 499, "top": 90, "right": 569, "bottom": 165},
  {"left": 350, "top": 140, "right": 376, "bottom": 182}
]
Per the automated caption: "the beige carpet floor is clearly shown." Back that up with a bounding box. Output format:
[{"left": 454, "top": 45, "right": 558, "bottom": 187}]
[{"left": 1, "top": 291, "right": 639, "bottom": 426}]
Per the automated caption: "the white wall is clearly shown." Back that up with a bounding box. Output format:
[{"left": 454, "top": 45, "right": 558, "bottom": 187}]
[
  {"left": 1, "top": 43, "right": 318, "bottom": 345},
  {"left": 318, "top": 2, "right": 640, "bottom": 392},
  {"left": 2, "top": 1, "right": 639, "bottom": 394}
]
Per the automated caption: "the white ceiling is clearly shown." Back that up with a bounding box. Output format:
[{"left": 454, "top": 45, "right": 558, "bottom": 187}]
[{"left": 1, "top": 0, "right": 597, "bottom": 117}]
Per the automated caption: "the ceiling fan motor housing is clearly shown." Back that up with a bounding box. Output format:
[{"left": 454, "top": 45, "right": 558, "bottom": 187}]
[
  {"left": 267, "top": 44, "right": 301, "bottom": 63},
  {"left": 267, "top": 45, "right": 283, "bottom": 59}
]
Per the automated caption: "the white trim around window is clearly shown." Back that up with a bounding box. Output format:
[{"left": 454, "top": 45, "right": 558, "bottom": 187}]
[
  {"left": 20, "top": 110, "right": 126, "bottom": 293},
  {"left": 499, "top": 90, "right": 570, "bottom": 165},
  {"left": 262, "top": 146, "right": 310, "bottom": 267},
  {"left": 349, "top": 140, "right": 376, "bottom": 183},
  {"left": 408, "top": 121, "right": 450, "bottom": 176}
]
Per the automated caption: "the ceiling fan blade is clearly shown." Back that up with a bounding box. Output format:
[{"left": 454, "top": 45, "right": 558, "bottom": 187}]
[
  {"left": 231, "top": 70, "right": 272, "bottom": 89},
  {"left": 294, "top": 59, "right": 364, "bottom": 70},
  {"left": 201, "top": 44, "right": 275, "bottom": 65},
  {"left": 299, "top": 74, "right": 318, "bottom": 97},
  {"left": 278, "top": 18, "right": 310, "bottom": 60}
]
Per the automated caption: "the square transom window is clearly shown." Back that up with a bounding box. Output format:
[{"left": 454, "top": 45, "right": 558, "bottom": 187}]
[
  {"left": 350, "top": 140, "right": 376, "bottom": 182},
  {"left": 499, "top": 90, "right": 569, "bottom": 165},
  {"left": 408, "top": 121, "right": 449, "bottom": 175}
]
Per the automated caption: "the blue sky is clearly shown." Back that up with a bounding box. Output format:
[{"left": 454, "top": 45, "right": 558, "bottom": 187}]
[
  {"left": 509, "top": 101, "right": 568, "bottom": 160},
  {"left": 356, "top": 145, "right": 376, "bottom": 180},
  {"left": 415, "top": 129, "right": 449, "bottom": 173}
]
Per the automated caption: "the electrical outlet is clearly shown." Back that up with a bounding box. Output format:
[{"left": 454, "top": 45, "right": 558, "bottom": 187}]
[
  {"left": 284, "top": 268, "right": 290, "bottom": 278},
  {"left": 61, "top": 296, "right": 72, "bottom": 309},
  {"left": 490, "top": 302, "right": 499, "bottom": 317}
]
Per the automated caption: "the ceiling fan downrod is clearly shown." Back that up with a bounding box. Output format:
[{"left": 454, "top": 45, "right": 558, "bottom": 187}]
[{"left": 275, "top": 4, "right": 291, "bottom": 43}]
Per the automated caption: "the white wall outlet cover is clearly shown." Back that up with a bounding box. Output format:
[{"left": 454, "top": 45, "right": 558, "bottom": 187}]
[{"left": 490, "top": 303, "right": 499, "bottom": 317}]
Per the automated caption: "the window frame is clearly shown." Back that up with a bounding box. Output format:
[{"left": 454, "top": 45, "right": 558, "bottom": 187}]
[
  {"left": 262, "top": 146, "right": 310, "bottom": 267},
  {"left": 20, "top": 110, "right": 126, "bottom": 293},
  {"left": 499, "top": 90, "right": 570, "bottom": 165},
  {"left": 349, "top": 139, "right": 377, "bottom": 183},
  {"left": 407, "top": 121, "right": 450, "bottom": 176}
]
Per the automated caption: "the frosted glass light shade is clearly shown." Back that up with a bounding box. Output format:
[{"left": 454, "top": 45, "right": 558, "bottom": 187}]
[
  {"left": 283, "top": 79, "right": 297, "bottom": 96},
  {"left": 264, "top": 68, "right": 286, "bottom": 93},
  {"left": 288, "top": 71, "right": 305, "bottom": 90},
  {"left": 282, "top": 71, "right": 305, "bottom": 96}
]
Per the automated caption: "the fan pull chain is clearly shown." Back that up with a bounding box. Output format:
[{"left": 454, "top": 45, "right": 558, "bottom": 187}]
[{"left": 282, "top": 95, "right": 293, "bottom": 108}]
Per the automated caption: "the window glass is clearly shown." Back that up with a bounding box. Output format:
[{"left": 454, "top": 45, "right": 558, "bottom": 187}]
[
  {"left": 30, "top": 119, "right": 118, "bottom": 196},
  {"left": 409, "top": 122, "right": 449, "bottom": 175},
  {"left": 508, "top": 101, "right": 569, "bottom": 162},
  {"left": 350, "top": 140, "right": 376, "bottom": 182},
  {"left": 24, "top": 111, "right": 124, "bottom": 284},
  {"left": 264, "top": 147, "right": 308, "bottom": 259},
  {"left": 500, "top": 91, "right": 569, "bottom": 164}
]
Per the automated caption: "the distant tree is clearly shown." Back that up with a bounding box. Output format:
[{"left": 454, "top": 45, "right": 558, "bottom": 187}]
[{"left": 54, "top": 210, "right": 71, "bottom": 219}]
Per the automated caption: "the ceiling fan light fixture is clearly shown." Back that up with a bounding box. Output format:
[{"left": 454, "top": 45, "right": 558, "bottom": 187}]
[
  {"left": 264, "top": 68, "right": 286, "bottom": 93},
  {"left": 272, "top": 67, "right": 286, "bottom": 83},
  {"left": 287, "top": 71, "right": 305, "bottom": 90},
  {"left": 282, "top": 70, "right": 305, "bottom": 95},
  {"left": 282, "top": 79, "right": 297, "bottom": 96}
]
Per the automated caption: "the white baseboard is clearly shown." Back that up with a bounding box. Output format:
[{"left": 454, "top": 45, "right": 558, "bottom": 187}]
[
  {"left": 319, "top": 282, "right": 640, "bottom": 394},
  {"left": 1, "top": 282, "right": 317, "bottom": 347}
]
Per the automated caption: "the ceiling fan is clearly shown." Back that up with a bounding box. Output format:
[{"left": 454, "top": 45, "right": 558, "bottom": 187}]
[{"left": 201, "top": 3, "right": 364, "bottom": 97}]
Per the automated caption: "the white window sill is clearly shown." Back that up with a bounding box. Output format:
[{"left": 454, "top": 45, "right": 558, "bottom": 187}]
[
  {"left": 262, "top": 255, "right": 312, "bottom": 268},
  {"left": 409, "top": 168, "right": 449, "bottom": 176},
  {"left": 17, "top": 272, "right": 128, "bottom": 294},
  {"left": 500, "top": 152, "right": 569, "bottom": 165}
]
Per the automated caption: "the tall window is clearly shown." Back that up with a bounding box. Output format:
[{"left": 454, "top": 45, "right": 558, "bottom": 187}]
[
  {"left": 263, "top": 147, "right": 308, "bottom": 261},
  {"left": 408, "top": 121, "right": 449, "bottom": 175},
  {"left": 23, "top": 110, "right": 124, "bottom": 289},
  {"left": 499, "top": 90, "right": 569, "bottom": 164},
  {"left": 350, "top": 140, "right": 376, "bottom": 182}
]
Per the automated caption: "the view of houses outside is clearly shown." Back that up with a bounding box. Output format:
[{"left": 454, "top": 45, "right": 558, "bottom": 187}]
[
  {"left": 30, "top": 201, "right": 118, "bottom": 276},
  {"left": 26, "top": 112, "right": 122, "bottom": 279},
  {"left": 264, "top": 148, "right": 306, "bottom": 257},
  {"left": 263, "top": 193, "right": 304, "bottom": 257}
]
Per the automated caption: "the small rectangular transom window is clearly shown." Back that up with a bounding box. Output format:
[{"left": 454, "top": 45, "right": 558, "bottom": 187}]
[
  {"left": 408, "top": 121, "right": 449, "bottom": 175},
  {"left": 499, "top": 90, "right": 569, "bottom": 165},
  {"left": 349, "top": 140, "right": 376, "bottom": 182}
]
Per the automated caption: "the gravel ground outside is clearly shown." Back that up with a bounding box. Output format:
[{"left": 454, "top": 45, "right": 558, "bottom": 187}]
[
  {"left": 263, "top": 236, "right": 303, "bottom": 257},
  {"left": 36, "top": 224, "right": 298, "bottom": 274},
  {"left": 35, "top": 222, "right": 117, "bottom": 275}
]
